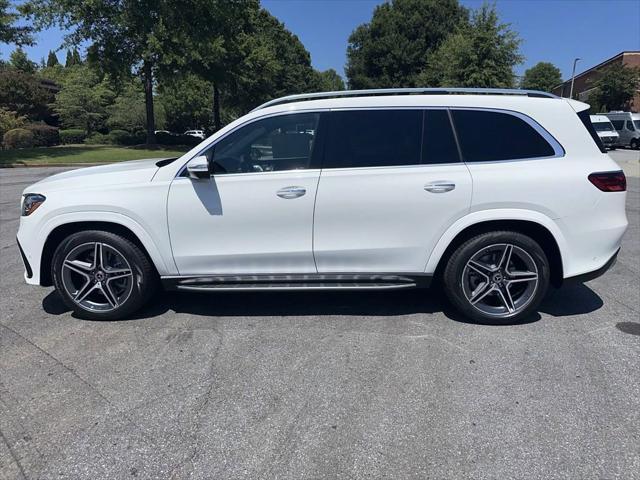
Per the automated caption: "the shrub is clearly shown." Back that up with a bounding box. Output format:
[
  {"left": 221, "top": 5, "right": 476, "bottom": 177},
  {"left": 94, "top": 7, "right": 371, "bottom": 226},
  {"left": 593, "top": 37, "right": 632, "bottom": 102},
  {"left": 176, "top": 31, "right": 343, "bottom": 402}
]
[
  {"left": 155, "top": 131, "right": 200, "bottom": 147},
  {"left": 3, "top": 128, "right": 35, "bottom": 149},
  {"left": 108, "top": 129, "right": 145, "bottom": 146},
  {"left": 59, "top": 129, "right": 86, "bottom": 144},
  {"left": 84, "top": 133, "right": 110, "bottom": 144},
  {"left": 0, "top": 108, "right": 27, "bottom": 140},
  {"left": 25, "top": 123, "right": 60, "bottom": 147}
]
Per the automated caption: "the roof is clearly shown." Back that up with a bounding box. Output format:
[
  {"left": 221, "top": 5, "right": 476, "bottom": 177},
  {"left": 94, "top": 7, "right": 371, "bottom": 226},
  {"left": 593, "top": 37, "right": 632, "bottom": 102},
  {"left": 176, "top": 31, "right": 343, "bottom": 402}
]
[{"left": 554, "top": 51, "right": 640, "bottom": 88}]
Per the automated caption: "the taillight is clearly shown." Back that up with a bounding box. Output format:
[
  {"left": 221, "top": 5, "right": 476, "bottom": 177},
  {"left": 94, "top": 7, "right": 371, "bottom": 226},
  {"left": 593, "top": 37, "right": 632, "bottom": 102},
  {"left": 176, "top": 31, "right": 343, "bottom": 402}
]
[{"left": 588, "top": 171, "right": 626, "bottom": 192}]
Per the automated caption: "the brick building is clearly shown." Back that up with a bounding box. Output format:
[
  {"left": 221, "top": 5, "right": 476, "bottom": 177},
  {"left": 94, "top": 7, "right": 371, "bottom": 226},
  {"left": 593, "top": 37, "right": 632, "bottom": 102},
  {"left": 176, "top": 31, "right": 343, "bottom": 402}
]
[{"left": 552, "top": 51, "right": 640, "bottom": 112}]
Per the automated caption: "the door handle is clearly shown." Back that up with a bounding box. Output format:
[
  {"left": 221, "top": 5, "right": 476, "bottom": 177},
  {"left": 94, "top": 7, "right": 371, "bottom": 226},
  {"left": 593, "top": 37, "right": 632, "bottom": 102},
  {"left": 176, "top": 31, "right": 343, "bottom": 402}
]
[
  {"left": 277, "top": 186, "right": 306, "bottom": 199},
  {"left": 424, "top": 181, "right": 455, "bottom": 193}
]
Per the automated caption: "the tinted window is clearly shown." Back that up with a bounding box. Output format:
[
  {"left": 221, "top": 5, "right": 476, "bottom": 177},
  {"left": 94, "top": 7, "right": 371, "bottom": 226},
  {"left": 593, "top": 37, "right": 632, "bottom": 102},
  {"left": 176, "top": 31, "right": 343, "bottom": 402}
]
[
  {"left": 452, "top": 109, "right": 556, "bottom": 162},
  {"left": 626, "top": 120, "right": 635, "bottom": 131},
  {"left": 422, "top": 109, "right": 460, "bottom": 164},
  {"left": 611, "top": 120, "right": 624, "bottom": 130},
  {"left": 205, "top": 113, "right": 320, "bottom": 174},
  {"left": 324, "top": 110, "right": 422, "bottom": 168},
  {"left": 592, "top": 121, "right": 614, "bottom": 132}
]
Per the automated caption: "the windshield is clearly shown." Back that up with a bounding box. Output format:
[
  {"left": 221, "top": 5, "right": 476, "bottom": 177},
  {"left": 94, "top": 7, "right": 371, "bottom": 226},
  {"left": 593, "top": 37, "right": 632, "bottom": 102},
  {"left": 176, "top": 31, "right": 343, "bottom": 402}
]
[
  {"left": 634, "top": 120, "right": 640, "bottom": 130},
  {"left": 592, "top": 121, "right": 615, "bottom": 132}
]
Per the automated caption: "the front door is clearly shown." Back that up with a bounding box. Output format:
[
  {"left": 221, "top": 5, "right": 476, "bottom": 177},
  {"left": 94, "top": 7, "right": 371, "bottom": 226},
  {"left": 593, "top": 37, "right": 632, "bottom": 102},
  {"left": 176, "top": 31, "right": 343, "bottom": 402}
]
[
  {"left": 313, "top": 109, "right": 472, "bottom": 273},
  {"left": 168, "top": 112, "right": 322, "bottom": 275}
]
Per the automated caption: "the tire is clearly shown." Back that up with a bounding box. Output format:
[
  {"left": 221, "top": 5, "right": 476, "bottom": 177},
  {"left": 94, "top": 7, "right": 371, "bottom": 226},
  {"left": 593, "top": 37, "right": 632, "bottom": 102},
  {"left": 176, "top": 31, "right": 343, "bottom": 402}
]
[
  {"left": 630, "top": 139, "right": 639, "bottom": 150},
  {"left": 52, "top": 230, "right": 156, "bottom": 320},
  {"left": 443, "top": 231, "right": 550, "bottom": 324}
]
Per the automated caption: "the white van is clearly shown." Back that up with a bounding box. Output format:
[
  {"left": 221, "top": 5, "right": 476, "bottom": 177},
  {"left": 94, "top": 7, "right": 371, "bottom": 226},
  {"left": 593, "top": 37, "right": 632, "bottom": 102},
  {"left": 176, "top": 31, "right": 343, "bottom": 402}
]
[
  {"left": 602, "top": 111, "right": 640, "bottom": 149},
  {"left": 590, "top": 115, "right": 619, "bottom": 149}
]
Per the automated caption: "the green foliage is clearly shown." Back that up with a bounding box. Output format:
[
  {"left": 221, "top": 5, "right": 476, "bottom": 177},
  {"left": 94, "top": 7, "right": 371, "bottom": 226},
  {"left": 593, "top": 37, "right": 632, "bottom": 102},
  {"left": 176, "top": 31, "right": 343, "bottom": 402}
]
[
  {"left": 346, "top": 0, "right": 467, "bottom": 88},
  {"left": 107, "top": 129, "right": 145, "bottom": 145},
  {"left": 155, "top": 131, "right": 201, "bottom": 147},
  {"left": 83, "top": 132, "right": 110, "bottom": 144},
  {"left": 59, "top": 128, "right": 87, "bottom": 144},
  {"left": 54, "top": 65, "right": 115, "bottom": 134},
  {"left": 520, "top": 62, "right": 562, "bottom": 92},
  {"left": 3, "top": 128, "right": 35, "bottom": 149},
  {"left": 25, "top": 123, "right": 60, "bottom": 146},
  {"left": 419, "top": 3, "right": 523, "bottom": 88},
  {"left": 107, "top": 81, "right": 164, "bottom": 133},
  {"left": 0, "top": 68, "right": 52, "bottom": 119},
  {"left": 0, "top": 108, "right": 27, "bottom": 140},
  {"left": 9, "top": 48, "right": 38, "bottom": 74},
  {"left": 46, "top": 51, "right": 60, "bottom": 68},
  {"left": 158, "top": 74, "right": 212, "bottom": 133},
  {"left": 590, "top": 63, "right": 640, "bottom": 111},
  {"left": 313, "top": 69, "right": 345, "bottom": 91},
  {"left": 0, "top": 0, "right": 33, "bottom": 45}
]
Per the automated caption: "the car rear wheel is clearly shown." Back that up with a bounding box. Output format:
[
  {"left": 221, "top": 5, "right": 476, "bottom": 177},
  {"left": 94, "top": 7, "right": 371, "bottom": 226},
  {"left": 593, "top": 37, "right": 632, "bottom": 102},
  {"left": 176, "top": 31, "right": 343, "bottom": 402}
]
[
  {"left": 630, "top": 139, "right": 639, "bottom": 150},
  {"left": 443, "top": 231, "right": 550, "bottom": 324},
  {"left": 52, "top": 230, "right": 156, "bottom": 320}
]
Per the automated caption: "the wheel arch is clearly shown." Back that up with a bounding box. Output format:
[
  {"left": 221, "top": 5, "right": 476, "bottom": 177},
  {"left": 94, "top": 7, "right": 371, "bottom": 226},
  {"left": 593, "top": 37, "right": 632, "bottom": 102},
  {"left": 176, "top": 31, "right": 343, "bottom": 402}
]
[
  {"left": 429, "top": 217, "right": 565, "bottom": 288},
  {"left": 40, "top": 221, "right": 161, "bottom": 287}
]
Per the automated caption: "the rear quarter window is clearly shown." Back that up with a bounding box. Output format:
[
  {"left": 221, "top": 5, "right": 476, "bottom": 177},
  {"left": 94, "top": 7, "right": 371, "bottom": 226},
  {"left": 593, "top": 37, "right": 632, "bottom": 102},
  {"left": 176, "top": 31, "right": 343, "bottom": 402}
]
[{"left": 451, "top": 109, "right": 556, "bottom": 162}]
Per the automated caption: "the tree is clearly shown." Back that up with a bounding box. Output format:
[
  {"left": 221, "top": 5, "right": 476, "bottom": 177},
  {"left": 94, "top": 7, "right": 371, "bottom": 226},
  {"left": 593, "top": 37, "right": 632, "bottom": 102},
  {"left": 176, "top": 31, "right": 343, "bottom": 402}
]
[
  {"left": 520, "top": 62, "right": 562, "bottom": 92},
  {"left": 9, "top": 48, "right": 38, "bottom": 74},
  {"left": 108, "top": 80, "right": 165, "bottom": 133},
  {"left": 54, "top": 65, "right": 115, "bottom": 134},
  {"left": 46, "top": 50, "right": 60, "bottom": 68},
  {"left": 158, "top": 74, "right": 212, "bottom": 133},
  {"left": 590, "top": 63, "right": 640, "bottom": 111},
  {"left": 419, "top": 4, "right": 522, "bottom": 88},
  {"left": 0, "top": 0, "right": 33, "bottom": 45},
  {"left": 22, "top": 0, "right": 252, "bottom": 144},
  {"left": 314, "top": 69, "right": 345, "bottom": 91},
  {"left": 345, "top": 0, "right": 467, "bottom": 89},
  {"left": 0, "top": 68, "right": 51, "bottom": 119}
]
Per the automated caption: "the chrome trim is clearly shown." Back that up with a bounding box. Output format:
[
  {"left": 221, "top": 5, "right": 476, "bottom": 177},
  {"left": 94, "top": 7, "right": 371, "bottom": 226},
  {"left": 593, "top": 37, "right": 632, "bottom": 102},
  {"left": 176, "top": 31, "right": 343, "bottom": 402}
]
[{"left": 252, "top": 88, "right": 558, "bottom": 111}]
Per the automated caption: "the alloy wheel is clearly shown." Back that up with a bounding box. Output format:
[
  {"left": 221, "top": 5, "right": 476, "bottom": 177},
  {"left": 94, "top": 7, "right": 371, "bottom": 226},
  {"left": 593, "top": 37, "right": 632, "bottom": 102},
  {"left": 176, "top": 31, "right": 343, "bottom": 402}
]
[
  {"left": 461, "top": 243, "right": 539, "bottom": 318},
  {"left": 61, "top": 242, "right": 134, "bottom": 312}
]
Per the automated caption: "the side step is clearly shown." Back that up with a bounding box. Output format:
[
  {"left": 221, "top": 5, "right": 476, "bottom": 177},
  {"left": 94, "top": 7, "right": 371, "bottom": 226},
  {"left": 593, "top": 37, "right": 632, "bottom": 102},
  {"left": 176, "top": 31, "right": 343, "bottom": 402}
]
[{"left": 162, "top": 273, "right": 431, "bottom": 292}]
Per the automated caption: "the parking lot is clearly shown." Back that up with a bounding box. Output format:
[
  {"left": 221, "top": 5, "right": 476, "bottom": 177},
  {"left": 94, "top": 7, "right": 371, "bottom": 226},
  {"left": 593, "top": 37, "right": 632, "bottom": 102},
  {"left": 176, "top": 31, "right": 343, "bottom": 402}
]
[{"left": 1, "top": 150, "right": 639, "bottom": 479}]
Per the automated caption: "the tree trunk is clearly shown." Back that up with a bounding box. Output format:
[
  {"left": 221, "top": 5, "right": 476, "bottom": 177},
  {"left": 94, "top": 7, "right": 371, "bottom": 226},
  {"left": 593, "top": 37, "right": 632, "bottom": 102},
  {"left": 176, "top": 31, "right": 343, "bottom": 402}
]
[
  {"left": 143, "top": 61, "right": 156, "bottom": 145},
  {"left": 212, "top": 83, "right": 221, "bottom": 132}
]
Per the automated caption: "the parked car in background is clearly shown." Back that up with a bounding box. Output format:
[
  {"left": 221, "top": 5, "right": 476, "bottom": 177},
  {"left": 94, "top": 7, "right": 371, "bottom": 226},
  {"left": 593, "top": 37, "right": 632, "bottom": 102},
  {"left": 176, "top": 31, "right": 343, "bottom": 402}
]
[
  {"left": 602, "top": 111, "right": 640, "bottom": 149},
  {"left": 184, "top": 129, "right": 206, "bottom": 139},
  {"left": 590, "top": 115, "right": 619, "bottom": 149},
  {"left": 16, "top": 88, "right": 627, "bottom": 324}
]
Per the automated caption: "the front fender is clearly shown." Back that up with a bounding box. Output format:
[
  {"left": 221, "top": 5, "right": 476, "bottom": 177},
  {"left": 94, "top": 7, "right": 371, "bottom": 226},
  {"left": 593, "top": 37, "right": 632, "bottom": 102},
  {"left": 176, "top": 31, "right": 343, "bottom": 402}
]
[{"left": 18, "top": 211, "right": 176, "bottom": 285}]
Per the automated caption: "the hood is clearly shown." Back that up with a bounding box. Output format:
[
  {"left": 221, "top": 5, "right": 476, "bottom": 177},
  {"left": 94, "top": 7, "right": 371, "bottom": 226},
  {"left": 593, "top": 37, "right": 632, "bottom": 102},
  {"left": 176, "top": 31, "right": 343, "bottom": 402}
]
[{"left": 24, "top": 158, "right": 163, "bottom": 194}]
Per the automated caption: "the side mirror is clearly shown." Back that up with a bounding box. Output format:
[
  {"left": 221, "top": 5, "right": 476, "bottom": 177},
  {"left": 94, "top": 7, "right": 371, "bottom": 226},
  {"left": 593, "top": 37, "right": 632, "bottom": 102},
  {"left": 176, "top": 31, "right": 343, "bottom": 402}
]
[{"left": 186, "top": 155, "right": 210, "bottom": 179}]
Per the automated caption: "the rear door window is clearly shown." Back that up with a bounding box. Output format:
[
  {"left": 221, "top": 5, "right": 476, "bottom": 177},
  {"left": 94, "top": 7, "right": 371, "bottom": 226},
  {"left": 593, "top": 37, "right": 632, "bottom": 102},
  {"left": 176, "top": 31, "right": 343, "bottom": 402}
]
[
  {"left": 451, "top": 109, "right": 556, "bottom": 162},
  {"left": 323, "top": 110, "right": 422, "bottom": 168}
]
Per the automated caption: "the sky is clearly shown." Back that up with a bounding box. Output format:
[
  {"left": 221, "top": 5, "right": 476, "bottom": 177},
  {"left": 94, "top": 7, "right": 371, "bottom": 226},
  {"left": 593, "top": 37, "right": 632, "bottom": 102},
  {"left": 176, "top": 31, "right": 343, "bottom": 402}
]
[{"left": 2, "top": 0, "right": 639, "bottom": 82}]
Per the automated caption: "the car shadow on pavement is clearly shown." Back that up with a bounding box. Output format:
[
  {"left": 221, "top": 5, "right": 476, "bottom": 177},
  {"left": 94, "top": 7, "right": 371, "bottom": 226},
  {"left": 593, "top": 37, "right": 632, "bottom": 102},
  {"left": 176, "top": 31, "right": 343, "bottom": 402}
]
[{"left": 42, "top": 281, "right": 604, "bottom": 325}]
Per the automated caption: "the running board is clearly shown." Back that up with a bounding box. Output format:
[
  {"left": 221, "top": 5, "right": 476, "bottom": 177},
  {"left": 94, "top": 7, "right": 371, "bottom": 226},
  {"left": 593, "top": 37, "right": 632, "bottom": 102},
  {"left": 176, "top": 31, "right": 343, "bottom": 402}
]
[{"left": 162, "top": 273, "right": 431, "bottom": 292}]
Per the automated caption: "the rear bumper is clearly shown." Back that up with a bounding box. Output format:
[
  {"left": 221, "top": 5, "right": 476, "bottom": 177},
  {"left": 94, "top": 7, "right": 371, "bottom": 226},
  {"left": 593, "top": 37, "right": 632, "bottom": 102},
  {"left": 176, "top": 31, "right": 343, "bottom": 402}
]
[{"left": 564, "top": 248, "right": 619, "bottom": 284}]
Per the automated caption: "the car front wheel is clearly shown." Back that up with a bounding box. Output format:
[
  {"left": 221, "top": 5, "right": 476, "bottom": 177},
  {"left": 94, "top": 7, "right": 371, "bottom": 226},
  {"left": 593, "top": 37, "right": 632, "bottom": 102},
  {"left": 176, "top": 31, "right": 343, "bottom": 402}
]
[
  {"left": 51, "top": 230, "right": 156, "bottom": 320},
  {"left": 443, "top": 231, "right": 550, "bottom": 324}
]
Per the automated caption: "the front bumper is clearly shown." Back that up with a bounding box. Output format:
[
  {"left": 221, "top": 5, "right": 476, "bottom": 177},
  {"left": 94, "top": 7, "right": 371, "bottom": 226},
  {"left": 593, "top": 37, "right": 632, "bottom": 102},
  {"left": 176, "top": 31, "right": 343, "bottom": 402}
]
[{"left": 16, "top": 238, "right": 33, "bottom": 279}]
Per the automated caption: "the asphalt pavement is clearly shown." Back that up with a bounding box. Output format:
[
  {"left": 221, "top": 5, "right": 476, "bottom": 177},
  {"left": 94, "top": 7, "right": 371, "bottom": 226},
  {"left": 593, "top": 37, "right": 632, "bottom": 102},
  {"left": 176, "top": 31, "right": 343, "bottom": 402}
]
[{"left": 1, "top": 150, "right": 639, "bottom": 479}]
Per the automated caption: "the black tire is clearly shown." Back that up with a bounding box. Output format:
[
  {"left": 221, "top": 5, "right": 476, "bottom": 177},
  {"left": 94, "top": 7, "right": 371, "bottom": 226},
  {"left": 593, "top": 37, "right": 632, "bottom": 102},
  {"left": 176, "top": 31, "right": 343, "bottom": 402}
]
[
  {"left": 443, "top": 231, "right": 550, "bottom": 324},
  {"left": 630, "top": 139, "right": 639, "bottom": 150},
  {"left": 51, "top": 230, "right": 156, "bottom": 320}
]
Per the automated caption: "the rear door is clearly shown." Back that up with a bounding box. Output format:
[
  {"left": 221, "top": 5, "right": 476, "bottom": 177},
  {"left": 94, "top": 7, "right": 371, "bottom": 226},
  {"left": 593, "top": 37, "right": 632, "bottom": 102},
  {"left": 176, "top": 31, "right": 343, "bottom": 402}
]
[{"left": 312, "top": 109, "right": 472, "bottom": 273}]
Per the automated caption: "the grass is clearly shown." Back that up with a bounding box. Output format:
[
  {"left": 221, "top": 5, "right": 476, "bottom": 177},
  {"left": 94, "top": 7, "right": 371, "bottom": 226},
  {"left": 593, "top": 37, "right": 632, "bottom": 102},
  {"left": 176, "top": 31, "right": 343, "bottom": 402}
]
[{"left": 0, "top": 144, "right": 190, "bottom": 166}]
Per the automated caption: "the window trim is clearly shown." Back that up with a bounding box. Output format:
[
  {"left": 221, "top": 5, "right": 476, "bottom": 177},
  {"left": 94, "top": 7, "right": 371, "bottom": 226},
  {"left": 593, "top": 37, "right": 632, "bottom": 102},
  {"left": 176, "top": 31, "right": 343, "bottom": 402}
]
[
  {"left": 449, "top": 107, "right": 565, "bottom": 164},
  {"left": 175, "top": 109, "right": 328, "bottom": 178}
]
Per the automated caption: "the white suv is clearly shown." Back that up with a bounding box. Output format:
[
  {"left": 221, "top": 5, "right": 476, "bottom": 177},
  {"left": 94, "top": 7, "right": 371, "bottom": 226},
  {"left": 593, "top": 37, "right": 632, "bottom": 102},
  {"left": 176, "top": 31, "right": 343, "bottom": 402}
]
[{"left": 17, "top": 88, "right": 628, "bottom": 323}]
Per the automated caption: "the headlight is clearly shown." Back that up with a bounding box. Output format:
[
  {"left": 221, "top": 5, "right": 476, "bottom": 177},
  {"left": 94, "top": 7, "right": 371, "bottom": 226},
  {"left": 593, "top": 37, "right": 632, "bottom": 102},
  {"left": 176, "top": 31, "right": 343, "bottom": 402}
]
[{"left": 22, "top": 193, "right": 46, "bottom": 216}]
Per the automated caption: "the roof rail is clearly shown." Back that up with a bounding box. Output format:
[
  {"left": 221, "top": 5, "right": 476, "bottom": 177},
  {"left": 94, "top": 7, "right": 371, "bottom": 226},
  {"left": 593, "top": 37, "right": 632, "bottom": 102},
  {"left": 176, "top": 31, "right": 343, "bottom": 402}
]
[{"left": 251, "top": 87, "right": 558, "bottom": 111}]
